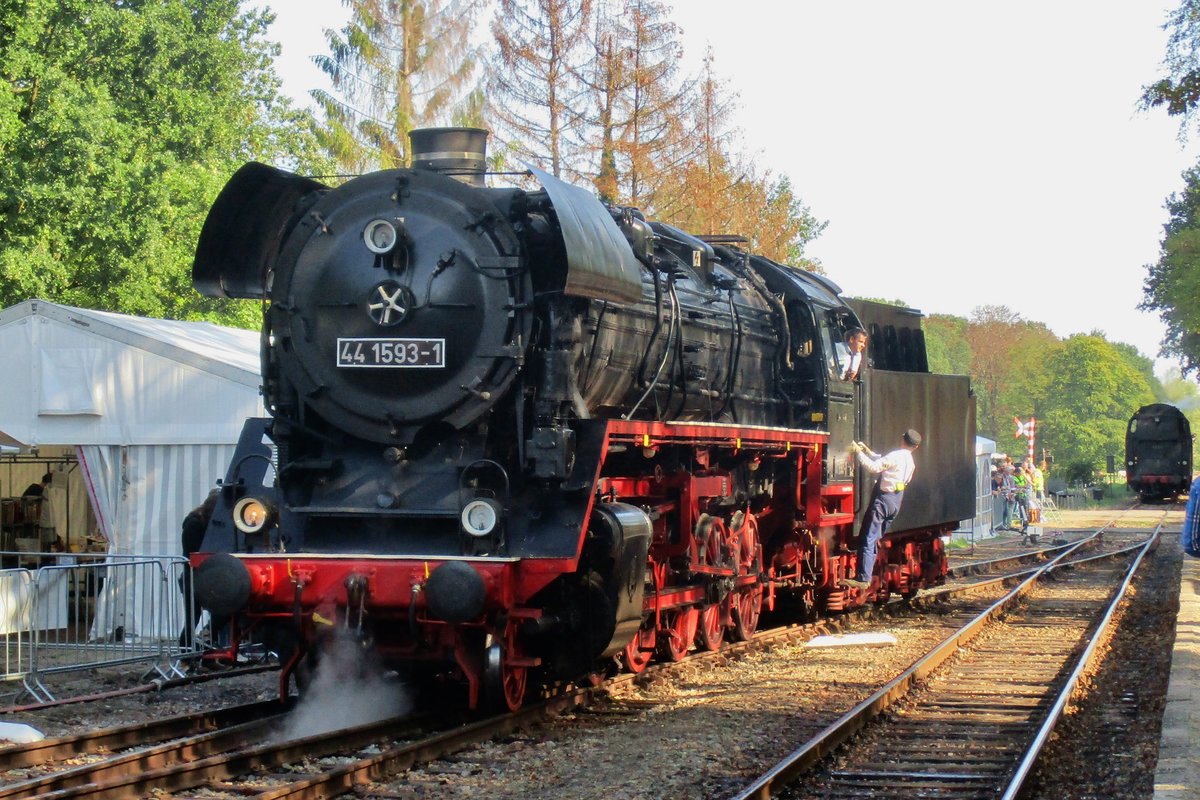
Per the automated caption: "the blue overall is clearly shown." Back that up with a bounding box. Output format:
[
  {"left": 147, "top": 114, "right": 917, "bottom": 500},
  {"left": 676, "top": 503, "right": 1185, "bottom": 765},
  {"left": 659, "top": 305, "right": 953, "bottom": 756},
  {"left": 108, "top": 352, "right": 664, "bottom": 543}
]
[{"left": 856, "top": 485, "right": 904, "bottom": 583}]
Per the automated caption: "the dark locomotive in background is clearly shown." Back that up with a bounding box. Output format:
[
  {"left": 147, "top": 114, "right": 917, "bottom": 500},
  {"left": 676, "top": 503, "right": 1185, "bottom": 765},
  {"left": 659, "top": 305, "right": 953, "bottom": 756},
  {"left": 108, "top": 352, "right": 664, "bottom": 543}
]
[
  {"left": 190, "top": 128, "right": 976, "bottom": 710},
  {"left": 1126, "top": 402, "right": 1193, "bottom": 502}
]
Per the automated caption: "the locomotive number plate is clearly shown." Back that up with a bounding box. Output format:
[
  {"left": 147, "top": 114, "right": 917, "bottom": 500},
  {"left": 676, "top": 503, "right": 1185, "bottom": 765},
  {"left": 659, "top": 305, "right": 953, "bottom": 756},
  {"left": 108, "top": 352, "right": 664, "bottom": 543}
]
[{"left": 336, "top": 338, "right": 446, "bottom": 368}]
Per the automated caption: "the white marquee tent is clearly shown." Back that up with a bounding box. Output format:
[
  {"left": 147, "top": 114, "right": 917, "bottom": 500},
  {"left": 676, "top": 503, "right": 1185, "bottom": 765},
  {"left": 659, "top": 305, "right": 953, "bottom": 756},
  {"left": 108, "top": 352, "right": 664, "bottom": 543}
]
[{"left": 0, "top": 299, "right": 264, "bottom": 639}]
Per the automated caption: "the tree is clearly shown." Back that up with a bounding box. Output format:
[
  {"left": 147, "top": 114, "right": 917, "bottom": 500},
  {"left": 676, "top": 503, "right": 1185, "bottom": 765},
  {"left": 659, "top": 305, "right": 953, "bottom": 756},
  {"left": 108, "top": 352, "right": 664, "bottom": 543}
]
[
  {"left": 651, "top": 50, "right": 824, "bottom": 265},
  {"left": 486, "top": 9, "right": 822, "bottom": 265},
  {"left": 583, "top": 1, "right": 625, "bottom": 202},
  {"left": 965, "top": 305, "right": 1024, "bottom": 440},
  {"left": 1109, "top": 338, "right": 1164, "bottom": 399},
  {"left": 489, "top": 0, "right": 593, "bottom": 179},
  {"left": 314, "top": 0, "right": 482, "bottom": 172},
  {"left": 1142, "top": 0, "right": 1200, "bottom": 136},
  {"left": 580, "top": 0, "right": 685, "bottom": 207},
  {"left": 1034, "top": 335, "right": 1156, "bottom": 479},
  {"left": 1139, "top": 2, "right": 1200, "bottom": 369},
  {"left": 1142, "top": 164, "right": 1200, "bottom": 374},
  {"left": 651, "top": 48, "right": 736, "bottom": 230},
  {"left": 963, "top": 309, "right": 1060, "bottom": 445},
  {"left": 996, "top": 322, "right": 1059, "bottom": 432},
  {"left": 1161, "top": 366, "right": 1200, "bottom": 407},
  {"left": 923, "top": 313, "right": 973, "bottom": 376},
  {"left": 0, "top": 0, "right": 322, "bottom": 327},
  {"left": 1160, "top": 367, "right": 1200, "bottom": 438}
]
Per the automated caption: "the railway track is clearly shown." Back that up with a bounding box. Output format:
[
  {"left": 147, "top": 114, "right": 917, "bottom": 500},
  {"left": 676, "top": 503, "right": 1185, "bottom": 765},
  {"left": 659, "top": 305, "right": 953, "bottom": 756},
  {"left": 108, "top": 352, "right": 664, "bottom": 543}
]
[
  {"left": 3, "top": 626, "right": 815, "bottom": 799},
  {"left": 0, "top": 510, "right": 1173, "bottom": 799},
  {"left": 731, "top": 518, "right": 1165, "bottom": 799},
  {"left": 944, "top": 501, "right": 1175, "bottom": 583},
  {"left": 0, "top": 606, "right": 918, "bottom": 798}
]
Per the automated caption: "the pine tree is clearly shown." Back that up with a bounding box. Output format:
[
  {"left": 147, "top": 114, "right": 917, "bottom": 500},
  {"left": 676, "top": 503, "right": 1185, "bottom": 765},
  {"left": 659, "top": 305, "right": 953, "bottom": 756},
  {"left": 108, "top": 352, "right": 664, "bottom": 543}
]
[
  {"left": 489, "top": 0, "right": 593, "bottom": 179},
  {"left": 583, "top": 0, "right": 626, "bottom": 201},
  {"left": 652, "top": 49, "right": 740, "bottom": 232},
  {"left": 652, "top": 50, "right": 823, "bottom": 266},
  {"left": 314, "top": 0, "right": 483, "bottom": 172},
  {"left": 579, "top": 0, "right": 685, "bottom": 206}
]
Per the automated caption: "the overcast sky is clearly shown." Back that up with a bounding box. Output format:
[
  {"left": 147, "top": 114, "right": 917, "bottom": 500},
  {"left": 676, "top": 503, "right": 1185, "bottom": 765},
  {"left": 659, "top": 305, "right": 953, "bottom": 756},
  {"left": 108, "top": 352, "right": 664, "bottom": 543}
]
[{"left": 257, "top": 1, "right": 1198, "bottom": 375}]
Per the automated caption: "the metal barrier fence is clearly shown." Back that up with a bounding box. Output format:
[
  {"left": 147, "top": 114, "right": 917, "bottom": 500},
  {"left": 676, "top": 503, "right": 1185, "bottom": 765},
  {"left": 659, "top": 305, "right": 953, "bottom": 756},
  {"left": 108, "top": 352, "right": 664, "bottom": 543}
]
[{"left": 0, "top": 552, "right": 201, "bottom": 703}]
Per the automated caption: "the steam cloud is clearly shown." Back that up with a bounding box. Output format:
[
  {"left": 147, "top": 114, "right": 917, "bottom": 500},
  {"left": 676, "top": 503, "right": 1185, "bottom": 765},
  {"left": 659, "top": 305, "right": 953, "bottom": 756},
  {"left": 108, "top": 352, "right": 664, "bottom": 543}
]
[{"left": 276, "top": 631, "right": 411, "bottom": 742}]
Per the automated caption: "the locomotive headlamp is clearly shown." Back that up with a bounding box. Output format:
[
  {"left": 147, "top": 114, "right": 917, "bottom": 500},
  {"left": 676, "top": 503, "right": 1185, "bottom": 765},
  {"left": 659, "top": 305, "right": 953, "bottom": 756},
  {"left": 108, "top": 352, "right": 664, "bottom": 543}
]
[
  {"left": 233, "top": 496, "right": 274, "bottom": 534},
  {"left": 460, "top": 498, "right": 500, "bottom": 537},
  {"left": 363, "top": 219, "right": 399, "bottom": 254}
]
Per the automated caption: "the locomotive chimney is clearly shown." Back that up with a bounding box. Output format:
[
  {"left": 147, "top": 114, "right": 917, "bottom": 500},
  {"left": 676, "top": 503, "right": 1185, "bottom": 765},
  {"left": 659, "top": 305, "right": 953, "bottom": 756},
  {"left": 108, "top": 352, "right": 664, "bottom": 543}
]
[{"left": 409, "top": 127, "right": 488, "bottom": 188}]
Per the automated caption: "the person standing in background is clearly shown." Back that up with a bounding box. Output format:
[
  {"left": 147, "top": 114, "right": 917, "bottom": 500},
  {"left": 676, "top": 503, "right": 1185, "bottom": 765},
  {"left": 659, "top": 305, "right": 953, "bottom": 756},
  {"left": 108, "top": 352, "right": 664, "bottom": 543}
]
[
  {"left": 22, "top": 472, "right": 51, "bottom": 498},
  {"left": 1031, "top": 461, "right": 1045, "bottom": 502},
  {"left": 22, "top": 473, "right": 54, "bottom": 549},
  {"left": 180, "top": 490, "right": 220, "bottom": 648},
  {"left": 991, "top": 468, "right": 1010, "bottom": 532}
]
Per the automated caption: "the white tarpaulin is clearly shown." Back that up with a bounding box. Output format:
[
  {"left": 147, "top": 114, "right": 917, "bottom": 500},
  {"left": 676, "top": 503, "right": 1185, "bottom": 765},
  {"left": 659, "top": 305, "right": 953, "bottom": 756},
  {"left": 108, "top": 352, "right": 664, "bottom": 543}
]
[
  {"left": 0, "top": 568, "right": 67, "bottom": 635},
  {"left": 81, "top": 443, "right": 235, "bottom": 639},
  {"left": 0, "top": 299, "right": 260, "bottom": 446},
  {"left": 0, "top": 299, "right": 264, "bottom": 640}
]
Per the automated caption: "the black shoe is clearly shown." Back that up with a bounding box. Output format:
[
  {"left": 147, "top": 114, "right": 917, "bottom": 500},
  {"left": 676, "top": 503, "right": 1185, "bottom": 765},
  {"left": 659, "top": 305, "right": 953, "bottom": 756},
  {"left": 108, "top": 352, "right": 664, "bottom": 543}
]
[{"left": 839, "top": 578, "right": 869, "bottom": 590}]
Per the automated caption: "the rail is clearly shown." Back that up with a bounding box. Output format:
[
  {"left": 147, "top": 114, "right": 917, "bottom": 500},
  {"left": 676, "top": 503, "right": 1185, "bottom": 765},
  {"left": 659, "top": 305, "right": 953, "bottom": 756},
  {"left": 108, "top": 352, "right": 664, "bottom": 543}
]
[
  {"left": 999, "top": 521, "right": 1162, "bottom": 798},
  {"left": 731, "top": 527, "right": 1156, "bottom": 799},
  {"left": 0, "top": 552, "right": 199, "bottom": 702}
]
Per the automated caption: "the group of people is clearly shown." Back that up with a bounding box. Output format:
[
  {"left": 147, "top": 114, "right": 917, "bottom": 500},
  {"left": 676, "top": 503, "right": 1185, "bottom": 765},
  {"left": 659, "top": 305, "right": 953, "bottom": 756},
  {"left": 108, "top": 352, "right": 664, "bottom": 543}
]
[{"left": 990, "top": 458, "right": 1046, "bottom": 534}]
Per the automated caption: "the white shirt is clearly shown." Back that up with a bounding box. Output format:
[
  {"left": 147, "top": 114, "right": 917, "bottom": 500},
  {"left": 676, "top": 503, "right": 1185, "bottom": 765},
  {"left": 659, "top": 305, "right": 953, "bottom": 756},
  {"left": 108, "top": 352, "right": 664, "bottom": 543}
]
[
  {"left": 842, "top": 351, "right": 863, "bottom": 380},
  {"left": 855, "top": 446, "right": 916, "bottom": 493}
]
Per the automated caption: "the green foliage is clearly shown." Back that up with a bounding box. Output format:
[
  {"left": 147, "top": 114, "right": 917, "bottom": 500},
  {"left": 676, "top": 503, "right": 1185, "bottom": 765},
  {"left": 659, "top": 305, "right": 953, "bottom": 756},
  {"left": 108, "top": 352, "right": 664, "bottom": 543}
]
[
  {"left": 314, "top": 0, "right": 483, "bottom": 172},
  {"left": 1142, "top": 164, "right": 1200, "bottom": 373},
  {"left": 1061, "top": 460, "right": 1098, "bottom": 486},
  {"left": 996, "top": 323, "right": 1060, "bottom": 434},
  {"left": 1161, "top": 366, "right": 1200, "bottom": 407},
  {"left": 852, "top": 297, "right": 913, "bottom": 308},
  {"left": 1141, "top": 0, "right": 1200, "bottom": 135},
  {"left": 1140, "top": 6, "right": 1200, "bottom": 368},
  {"left": 1160, "top": 368, "right": 1200, "bottom": 446},
  {"left": 1108, "top": 338, "right": 1164, "bottom": 398},
  {"left": 1033, "top": 335, "right": 1156, "bottom": 472},
  {"left": 0, "top": 0, "right": 325, "bottom": 328},
  {"left": 923, "top": 313, "right": 972, "bottom": 376},
  {"left": 919, "top": 310, "right": 1160, "bottom": 478}
]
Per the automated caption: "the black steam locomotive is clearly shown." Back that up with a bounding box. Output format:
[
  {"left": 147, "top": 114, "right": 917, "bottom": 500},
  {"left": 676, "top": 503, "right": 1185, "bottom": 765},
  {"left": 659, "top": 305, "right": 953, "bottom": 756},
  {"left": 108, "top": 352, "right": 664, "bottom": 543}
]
[
  {"left": 1126, "top": 403, "right": 1193, "bottom": 502},
  {"left": 190, "top": 128, "right": 976, "bottom": 710}
]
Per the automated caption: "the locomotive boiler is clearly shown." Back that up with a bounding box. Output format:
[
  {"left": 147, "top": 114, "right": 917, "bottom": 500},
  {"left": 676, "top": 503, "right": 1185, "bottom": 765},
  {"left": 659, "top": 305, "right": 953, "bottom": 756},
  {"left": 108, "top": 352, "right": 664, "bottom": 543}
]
[
  {"left": 189, "top": 128, "right": 976, "bottom": 710},
  {"left": 1126, "top": 403, "right": 1193, "bottom": 502}
]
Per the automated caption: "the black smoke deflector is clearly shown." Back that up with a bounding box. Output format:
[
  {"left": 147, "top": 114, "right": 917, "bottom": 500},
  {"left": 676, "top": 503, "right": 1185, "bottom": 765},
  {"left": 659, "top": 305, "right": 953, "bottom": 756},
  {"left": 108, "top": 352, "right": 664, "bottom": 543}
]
[{"left": 193, "top": 162, "right": 328, "bottom": 299}]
